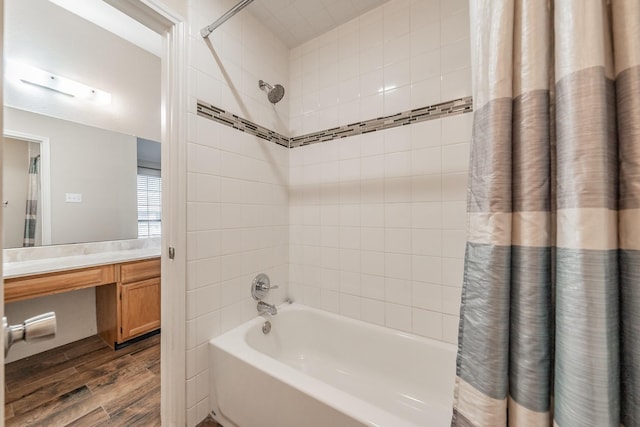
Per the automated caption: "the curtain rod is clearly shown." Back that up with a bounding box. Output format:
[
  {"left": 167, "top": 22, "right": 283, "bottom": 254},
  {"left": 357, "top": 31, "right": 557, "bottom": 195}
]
[{"left": 200, "top": 0, "right": 255, "bottom": 38}]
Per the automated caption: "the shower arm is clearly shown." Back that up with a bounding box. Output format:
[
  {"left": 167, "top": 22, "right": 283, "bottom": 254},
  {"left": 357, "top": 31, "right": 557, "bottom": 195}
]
[
  {"left": 259, "top": 80, "right": 273, "bottom": 91},
  {"left": 200, "top": 0, "right": 255, "bottom": 38}
]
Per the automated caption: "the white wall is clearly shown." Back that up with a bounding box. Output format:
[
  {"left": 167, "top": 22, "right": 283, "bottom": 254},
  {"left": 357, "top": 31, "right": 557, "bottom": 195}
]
[
  {"left": 5, "top": 0, "right": 161, "bottom": 142},
  {"left": 5, "top": 107, "right": 138, "bottom": 246},
  {"left": 288, "top": 0, "right": 471, "bottom": 344},
  {"left": 185, "top": 0, "right": 291, "bottom": 424}
]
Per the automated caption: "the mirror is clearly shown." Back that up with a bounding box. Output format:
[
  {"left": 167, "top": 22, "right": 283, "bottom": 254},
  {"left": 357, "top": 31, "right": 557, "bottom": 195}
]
[
  {"left": 4, "top": 0, "right": 162, "bottom": 248},
  {"left": 2, "top": 109, "right": 161, "bottom": 248}
]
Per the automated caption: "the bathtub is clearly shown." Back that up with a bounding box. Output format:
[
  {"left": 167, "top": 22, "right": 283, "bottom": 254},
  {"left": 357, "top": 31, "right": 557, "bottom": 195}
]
[{"left": 209, "top": 303, "right": 456, "bottom": 427}]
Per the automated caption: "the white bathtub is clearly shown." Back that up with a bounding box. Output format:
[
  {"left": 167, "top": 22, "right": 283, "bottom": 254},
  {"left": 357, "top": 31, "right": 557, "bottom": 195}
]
[{"left": 209, "top": 303, "right": 456, "bottom": 427}]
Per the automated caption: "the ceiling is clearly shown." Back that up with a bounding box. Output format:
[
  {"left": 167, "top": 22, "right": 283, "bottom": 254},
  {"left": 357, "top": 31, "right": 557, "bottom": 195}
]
[
  {"left": 50, "top": 0, "right": 390, "bottom": 54},
  {"left": 49, "top": 0, "right": 163, "bottom": 57},
  {"left": 245, "top": 0, "right": 390, "bottom": 48}
]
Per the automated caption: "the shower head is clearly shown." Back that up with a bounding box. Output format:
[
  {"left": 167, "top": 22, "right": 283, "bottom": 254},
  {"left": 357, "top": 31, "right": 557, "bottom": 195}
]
[{"left": 258, "top": 80, "right": 285, "bottom": 104}]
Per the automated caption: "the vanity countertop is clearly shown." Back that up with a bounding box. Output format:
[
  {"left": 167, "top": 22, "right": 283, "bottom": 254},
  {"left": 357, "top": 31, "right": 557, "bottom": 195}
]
[{"left": 3, "top": 247, "right": 161, "bottom": 279}]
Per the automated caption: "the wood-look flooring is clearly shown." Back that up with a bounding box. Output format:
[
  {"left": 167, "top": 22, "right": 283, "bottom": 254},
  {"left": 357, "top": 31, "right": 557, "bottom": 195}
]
[
  {"left": 196, "top": 415, "right": 222, "bottom": 427},
  {"left": 5, "top": 334, "right": 160, "bottom": 426}
]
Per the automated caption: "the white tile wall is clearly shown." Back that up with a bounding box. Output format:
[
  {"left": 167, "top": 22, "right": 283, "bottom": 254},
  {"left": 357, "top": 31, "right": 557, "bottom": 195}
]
[
  {"left": 186, "top": 0, "right": 290, "bottom": 424},
  {"left": 185, "top": 120, "right": 290, "bottom": 423},
  {"left": 288, "top": 0, "right": 471, "bottom": 346},
  {"left": 184, "top": 0, "right": 471, "bottom": 424},
  {"left": 289, "top": 0, "right": 471, "bottom": 137},
  {"left": 289, "top": 112, "right": 471, "bottom": 345},
  {"left": 188, "top": 0, "right": 290, "bottom": 136}
]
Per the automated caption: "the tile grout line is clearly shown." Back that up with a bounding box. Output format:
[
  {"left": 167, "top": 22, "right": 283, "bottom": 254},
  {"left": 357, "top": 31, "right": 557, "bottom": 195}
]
[{"left": 196, "top": 96, "right": 473, "bottom": 149}]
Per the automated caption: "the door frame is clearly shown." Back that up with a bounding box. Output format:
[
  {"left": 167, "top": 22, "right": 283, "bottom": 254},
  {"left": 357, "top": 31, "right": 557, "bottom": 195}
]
[
  {"left": 115, "top": 2, "right": 188, "bottom": 425},
  {"left": 1, "top": 0, "right": 5, "bottom": 421}
]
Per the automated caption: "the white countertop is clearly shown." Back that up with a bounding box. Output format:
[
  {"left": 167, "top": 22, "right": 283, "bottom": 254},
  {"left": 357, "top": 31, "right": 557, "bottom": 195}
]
[{"left": 4, "top": 247, "right": 161, "bottom": 279}]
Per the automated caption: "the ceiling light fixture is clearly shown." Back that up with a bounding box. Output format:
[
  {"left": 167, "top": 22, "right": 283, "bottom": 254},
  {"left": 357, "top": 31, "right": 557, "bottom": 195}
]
[{"left": 5, "top": 61, "right": 112, "bottom": 105}]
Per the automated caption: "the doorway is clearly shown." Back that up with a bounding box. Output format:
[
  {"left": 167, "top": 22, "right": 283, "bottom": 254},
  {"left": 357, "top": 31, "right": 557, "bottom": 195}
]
[
  {"left": 2, "top": 131, "right": 50, "bottom": 249},
  {"left": 1, "top": 0, "right": 186, "bottom": 424}
]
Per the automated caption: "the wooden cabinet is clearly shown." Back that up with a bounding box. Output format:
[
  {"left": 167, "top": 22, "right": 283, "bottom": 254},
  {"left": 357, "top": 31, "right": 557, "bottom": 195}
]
[
  {"left": 96, "top": 258, "right": 161, "bottom": 348},
  {"left": 120, "top": 277, "right": 161, "bottom": 341},
  {"left": 4, "top": 257, "right": 160, "bottom": 349}
]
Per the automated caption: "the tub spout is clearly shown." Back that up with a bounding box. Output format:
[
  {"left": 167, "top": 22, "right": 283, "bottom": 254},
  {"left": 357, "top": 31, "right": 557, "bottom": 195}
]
[{"left": 257, "top": 301, "right": 277, "bottom": 315}]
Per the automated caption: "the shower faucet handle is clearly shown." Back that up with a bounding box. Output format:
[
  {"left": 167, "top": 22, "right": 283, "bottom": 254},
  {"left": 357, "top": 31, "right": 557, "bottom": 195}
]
[{"left": 251, "top": 273, "right": 278, "bottom": 300}]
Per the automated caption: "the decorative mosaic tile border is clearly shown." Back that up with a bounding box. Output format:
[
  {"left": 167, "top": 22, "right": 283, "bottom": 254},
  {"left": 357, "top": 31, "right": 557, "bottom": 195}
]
[
  {"left": 196, "top": 96, "right": 473, "bottom": 149},
  {"left": 196, "top": 101, "right": 290, "bottom": 148},
  {"left": 290, "top": 96, "right": 473, "bottom": 148}
]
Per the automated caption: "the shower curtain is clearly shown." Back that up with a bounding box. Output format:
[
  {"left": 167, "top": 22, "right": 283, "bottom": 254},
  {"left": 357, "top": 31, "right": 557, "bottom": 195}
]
[
  {"left": 452, "top": 1, "right": 639, "bottom": 426},
  {"left": 23, "top": 155, "right": 40, "bottom": 247}
]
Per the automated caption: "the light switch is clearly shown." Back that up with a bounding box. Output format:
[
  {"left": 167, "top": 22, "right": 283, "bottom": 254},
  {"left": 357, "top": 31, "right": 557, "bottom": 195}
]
[{"left": 65, "top": 193, "right": 82, "bottom": 203}]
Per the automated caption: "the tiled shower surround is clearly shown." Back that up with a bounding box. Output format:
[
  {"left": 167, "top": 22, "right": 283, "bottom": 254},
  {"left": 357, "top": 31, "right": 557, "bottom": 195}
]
[
  {"left": 288, "top": 0, "right": 471, "bottom": 136},
  {"left": 186, "top": 0, "right": 471, "bottom": 424},
  {"left": 289, "top": 111, "right": 471, "bottom": 343}
]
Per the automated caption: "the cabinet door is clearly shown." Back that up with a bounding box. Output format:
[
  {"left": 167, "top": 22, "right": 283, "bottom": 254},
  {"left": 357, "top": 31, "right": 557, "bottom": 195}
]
[{"left": 121, "top": 277, "right": 161, "bottom": 341}]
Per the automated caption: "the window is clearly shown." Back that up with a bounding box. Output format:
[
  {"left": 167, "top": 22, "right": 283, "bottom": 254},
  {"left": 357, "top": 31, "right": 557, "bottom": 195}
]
[{"left": 137, "top": 168, "right": 161, "bottom": 238}]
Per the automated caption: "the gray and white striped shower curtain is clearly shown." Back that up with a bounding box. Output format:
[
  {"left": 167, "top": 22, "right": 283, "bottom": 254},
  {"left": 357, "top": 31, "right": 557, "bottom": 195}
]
[
  {"left": 452, "top": 1, "right": 639, "bottom": 426},
  {"left": 23, "top": 155, "right": 40, "bottom": 247}
]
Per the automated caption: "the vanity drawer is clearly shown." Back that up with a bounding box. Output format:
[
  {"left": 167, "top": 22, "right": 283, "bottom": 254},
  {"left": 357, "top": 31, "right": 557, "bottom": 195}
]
[
  {"left": 119, "top": 258, "right": 160, "bottom": 284},
  {"left": 5, "top": 265, "right": 116, "bottom": 303}
]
